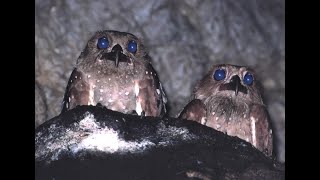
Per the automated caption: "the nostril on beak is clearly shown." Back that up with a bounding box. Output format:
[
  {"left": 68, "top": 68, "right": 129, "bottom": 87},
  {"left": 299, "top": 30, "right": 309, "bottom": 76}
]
[{"left": 112, "top": 44, "right": 123, "bottom": 53}]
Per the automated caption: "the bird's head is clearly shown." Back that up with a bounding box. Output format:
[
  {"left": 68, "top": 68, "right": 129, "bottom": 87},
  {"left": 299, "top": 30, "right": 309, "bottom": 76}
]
[
  {"left": 77, "top": 30, "right": 150, "bottom": 72},
  {"left": 194, "top": 64, "right": 264, "bottom": 104}
]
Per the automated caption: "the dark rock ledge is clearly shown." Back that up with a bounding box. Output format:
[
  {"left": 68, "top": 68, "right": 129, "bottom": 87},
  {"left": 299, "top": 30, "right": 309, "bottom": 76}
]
[{"left": 35, "top": 105, "right": 284, "bottom": 180}]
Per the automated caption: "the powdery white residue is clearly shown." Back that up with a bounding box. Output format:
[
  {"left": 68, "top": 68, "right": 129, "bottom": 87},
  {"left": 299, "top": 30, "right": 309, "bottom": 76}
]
[
  {"left": 72, "top": 128, "right": 154, "bottom": 154},
  {"left": 67, "top": 113, "right": 154, "bottom": 154},
  {"left": 156, "top": 123, "right": 198, "bottom": 146}
]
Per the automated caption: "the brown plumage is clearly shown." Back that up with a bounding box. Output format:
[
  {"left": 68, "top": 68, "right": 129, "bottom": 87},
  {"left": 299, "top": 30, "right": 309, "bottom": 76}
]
[
  {"left": 61, "top": 30, "right": 167, "bottom": 117},
  {"left": 178, "top": 64, "right": 273, "bottom": 156}
]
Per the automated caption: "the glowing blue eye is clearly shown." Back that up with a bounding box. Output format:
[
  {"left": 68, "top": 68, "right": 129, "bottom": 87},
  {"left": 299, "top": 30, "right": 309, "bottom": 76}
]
[
  {"left": 213, "top": 69, "right": 226, "bottom": 81},
  {"left": 243, "top": 72, "right": 254, "bottom": 85},
  {"left": 97, "top": 37, "right": 109, "bottom": 49},
  {"left": 127, "top": 40, "right": 137, "bottom": 53}
]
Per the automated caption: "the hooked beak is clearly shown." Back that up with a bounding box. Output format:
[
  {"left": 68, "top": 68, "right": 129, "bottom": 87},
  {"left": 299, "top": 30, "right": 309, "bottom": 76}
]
[
  {"left": 112, "top": 44, "right": 122, "bottom": 67},
  {"left": 102, "top": 44, "right": 129, "bottom": 68},
  {"left": 230, "top": 75, "right": 241, "bottom": 96},
  {"left": 219, "top": 75, "right": 247, "bottom": 95}
]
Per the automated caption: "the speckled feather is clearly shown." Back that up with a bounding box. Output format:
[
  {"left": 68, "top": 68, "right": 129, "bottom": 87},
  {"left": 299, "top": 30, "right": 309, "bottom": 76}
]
[
  {"left": 61, "top": 30, "right": 167, "bottom": 117},
  {"left": 178, "top": 64, "right": 273, "bottom": 157}
]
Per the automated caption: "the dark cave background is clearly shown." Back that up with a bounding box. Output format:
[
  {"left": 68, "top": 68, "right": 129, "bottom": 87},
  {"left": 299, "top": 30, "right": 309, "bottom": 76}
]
[{"left": 35, "top": 0, "right": 285, "bottom": 162}]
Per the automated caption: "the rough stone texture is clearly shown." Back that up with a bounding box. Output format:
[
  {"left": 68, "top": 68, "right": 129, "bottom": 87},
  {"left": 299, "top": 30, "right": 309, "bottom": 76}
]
[
  {"left": 35, "top": 105, "right": 284, "bottom": 180},
  {"left": 35, "top": 81, "right": 47, "bottom": 128},
  {"left": 35, "top": 0, "right": 285, "bottom": 162}
]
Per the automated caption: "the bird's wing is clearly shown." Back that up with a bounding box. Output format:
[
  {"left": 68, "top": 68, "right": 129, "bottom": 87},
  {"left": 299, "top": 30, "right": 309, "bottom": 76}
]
[
  {"left": 135, "top": 64, "right": 167, "bottom": 117},
  {"left": 178, "top": 99, "right": 207, "bottom": 124},
  {"left": 61, "top": 68, "right": 91, "bottom": 114},
  {"left": 249, "top": 104, "right": 274, "bottom": 157}
]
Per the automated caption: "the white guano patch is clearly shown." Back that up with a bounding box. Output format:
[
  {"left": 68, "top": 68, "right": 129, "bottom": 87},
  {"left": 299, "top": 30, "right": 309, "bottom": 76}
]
[
  {"left": 156, "top": 123, "right": 198, "bottom": 146},
  {"left": 70, "top": 113, "right": 154, "bottom": 154}
]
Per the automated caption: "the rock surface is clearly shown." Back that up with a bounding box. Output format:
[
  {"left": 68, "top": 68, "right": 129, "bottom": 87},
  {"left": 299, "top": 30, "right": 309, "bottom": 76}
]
[
  {"left": 35, "top": 0, "right": 285, "bottom": 162},
  {"left": 35, "top": 105, "right": 284, "bottom": 180},
  {"left": 35, "top": 81, "right": 47, "bottom": 128}
]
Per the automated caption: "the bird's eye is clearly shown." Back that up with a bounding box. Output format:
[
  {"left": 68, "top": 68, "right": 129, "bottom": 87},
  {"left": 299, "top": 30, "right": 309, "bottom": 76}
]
[
  {"left": 127, "top": 40, "right": 137, "bottom": 53},
  {"left": 97, "top": 37, "right": 109, "bottom": 49},
  {"left": 213, "top": 69, "right": 226, "bottom": 81},
  {"left": 243, "top": 72, "right": 254, "bottom": 85}
]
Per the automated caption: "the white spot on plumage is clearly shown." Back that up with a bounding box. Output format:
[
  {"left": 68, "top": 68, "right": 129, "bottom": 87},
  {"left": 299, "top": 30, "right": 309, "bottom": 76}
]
[
  {"left": 75, "top": 76, "right": 77, "bottom": 79},
  {"left": 109, "top": 78, "right": 111, "bottom": 81},
  {"left": 87, "top": 75, "right": 91, "bottom": 78},
  {"left": 125, "top": 92, "right": 129, "bottom": 95},
  {"left": 136, "top": 99, "right": 142, "bottom": 115},
  {"left": 216, "top": 124, "right": 221, "bottom": 129},
  {"left": 88, "top": 87, "right": 94, "bottom": 105},
  {"left": 200, "top": 117, "right": 206, "bottom": 125},
  {"left": 98, "top": 71, "right": 100, "bottom": 74},
  {"left": 66, "top": 102, "right": 69, "bottom": 108},
  {"left": 70, "top": 80, "right": 73, "bottom": 83},
  {"left": 99, "top": 97, "right": 103, "bottom": 101},
  {"left": 79, "top": 77, "right": 82, "bottom": 80},
  {"left": 134, "top": 82, "right": 140, "bottom": 96},
  {"left": 150, "top": 72, "right": 152, "bottom": 75},
  {"left": 100, "top": 89, "right": 104, "bottom": 93},
  {"left": 97, "top": 80, "right": 100, "bottom": 83},
  {"left": 108, "top": 99, "right": 114, "bottom": 103},
  {"left": 250, "top": 117, "right": 257, "bottom": 147},
  {"left": 146, "top": 71, "right": 148, "bottom": 74},
  {"left": 156, "top": 89, "right": 160, "bottom": 95},
  {"left": 215, "top": 117, "right": 219, "bottom": 120},
  {"left": 68, "top": 97, "right": 71, "bottom": 102},
  {"left": 212, "top": 112, "right": 215, "bottom": 116},
  {"left": 129, "top": 82, "right": 142, "bottom": 115}
]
